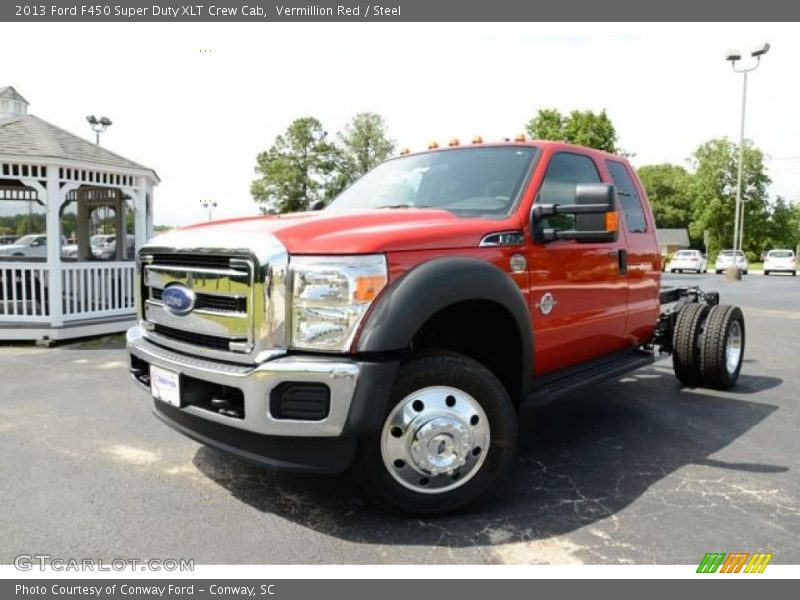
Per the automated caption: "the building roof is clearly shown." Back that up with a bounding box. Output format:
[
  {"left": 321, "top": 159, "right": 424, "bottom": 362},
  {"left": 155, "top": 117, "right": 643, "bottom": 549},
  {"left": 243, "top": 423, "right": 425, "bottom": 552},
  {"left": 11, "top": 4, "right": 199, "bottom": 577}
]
[
  {"left": 656, "top": 228, "right": 690, "bottom": 247},
  {"left": 0, "top": 86, "right": 29, "bottom": 105},
  {"left": 0, "top": 114, "right": 158, "bottom": 182}
]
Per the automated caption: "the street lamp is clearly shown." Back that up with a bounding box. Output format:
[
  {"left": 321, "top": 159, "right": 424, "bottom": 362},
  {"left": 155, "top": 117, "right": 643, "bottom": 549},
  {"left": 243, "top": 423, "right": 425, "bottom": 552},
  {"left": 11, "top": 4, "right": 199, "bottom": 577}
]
[
  {"left": 200, "top": 199, "right": 218, "bottom": 221},
  {"left": 86, "top": 115, "right": 112, "bottom": 145},
  {"left": 725, "top": 42, "right": 769, "bottom": 280}
]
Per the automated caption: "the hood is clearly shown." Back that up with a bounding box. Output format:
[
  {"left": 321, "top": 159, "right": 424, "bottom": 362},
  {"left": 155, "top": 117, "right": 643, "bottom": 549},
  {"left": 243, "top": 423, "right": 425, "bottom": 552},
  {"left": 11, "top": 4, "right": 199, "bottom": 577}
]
[
  {"left": 167, "top": 209, "right": 520, "bottom": 254},
  {"left": 0, "top": 244, "right": 24, "bottom": 253}
]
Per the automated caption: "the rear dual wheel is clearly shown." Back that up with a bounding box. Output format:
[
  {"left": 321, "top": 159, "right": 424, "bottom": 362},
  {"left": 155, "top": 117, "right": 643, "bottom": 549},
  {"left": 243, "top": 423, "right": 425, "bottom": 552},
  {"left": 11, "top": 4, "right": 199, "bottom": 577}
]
[{"left": 672, "top": 304, "right": 745, "bottom": 390}]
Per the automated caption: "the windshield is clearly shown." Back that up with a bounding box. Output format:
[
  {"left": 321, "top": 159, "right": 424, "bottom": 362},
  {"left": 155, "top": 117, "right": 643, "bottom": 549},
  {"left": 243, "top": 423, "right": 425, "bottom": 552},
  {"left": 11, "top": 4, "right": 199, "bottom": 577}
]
[
  {"left": 326, "top": 146, "right": 537, "bottom": 218},
  {"left": 15, "top": 235, "right": 40, "bottom": 245},
  {"left": 768, "top": 250, "right": 794, "bottom": 258},
  {"left": 719, "top": 250, "right": 745, "bottom": 257}
]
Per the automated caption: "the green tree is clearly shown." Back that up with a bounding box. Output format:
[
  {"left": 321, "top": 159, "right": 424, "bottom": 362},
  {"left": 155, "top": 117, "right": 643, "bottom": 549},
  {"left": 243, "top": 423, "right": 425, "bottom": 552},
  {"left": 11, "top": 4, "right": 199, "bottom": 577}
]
[
  {"left": 327, "top": 112, "right": 395, "bottom": 199},
  {"left": 251, "top": 117, "right": 336, "bottom": 214},
  {"left": 637, "top": 164, "right": 695, "bottom": 230},
  {"left": 525, "top": 108, "right": 565, "bottom": 142},
  {"left": 525, "top": 108, "right": 617, "bottom": 152},
  {"left": 766, "top": 197, "right": 800, "bottom": 251},
  {"left": 688, "top": 138, "right": 771, "bottom": 257}
]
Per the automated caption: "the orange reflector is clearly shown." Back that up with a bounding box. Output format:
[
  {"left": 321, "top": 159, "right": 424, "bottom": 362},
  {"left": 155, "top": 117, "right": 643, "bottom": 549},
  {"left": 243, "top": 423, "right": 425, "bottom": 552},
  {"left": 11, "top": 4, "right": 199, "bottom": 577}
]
[
  {"left": 428, "top": 141, "right": 439, "bottom": 150},
  {"left": 355, "top": 275, "right": 387, "bottom": 302},
  {"left": 605, "top": 211, "right": 619, "bottom": 232},
  {"left": 399, "top": 147, "right": 411, "bottom": 155},
  {"left": 472, "top": 135, "right": 483, "bottom": 144},
  {"left": 449, "top": 138, "right": 460, "bottom": 147},
  {"left": 514, "top": 133, "right": 526, "bottom": 142}
]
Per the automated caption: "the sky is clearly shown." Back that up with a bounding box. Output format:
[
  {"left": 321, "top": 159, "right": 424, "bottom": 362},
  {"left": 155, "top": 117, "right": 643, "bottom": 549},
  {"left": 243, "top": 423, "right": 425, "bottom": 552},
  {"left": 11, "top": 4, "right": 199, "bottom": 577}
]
[{"left": 1, "top": 22, "right": 798, "bottom": 226}]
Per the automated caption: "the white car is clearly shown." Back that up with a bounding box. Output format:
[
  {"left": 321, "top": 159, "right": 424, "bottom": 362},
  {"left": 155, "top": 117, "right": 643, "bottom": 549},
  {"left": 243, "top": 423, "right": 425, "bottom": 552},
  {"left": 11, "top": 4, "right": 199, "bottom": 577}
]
[
  {"left": 715, "top": 250, "right": 748, "bottom": 275},
  {"left": 668, "top": 249, "right": 707, "bottom": 274},
  {"left": 764, "top": 249, "right": 796, "bottom": 276},
  {"left": 0, "top": 234, "right": 66, "bottom": 258}
]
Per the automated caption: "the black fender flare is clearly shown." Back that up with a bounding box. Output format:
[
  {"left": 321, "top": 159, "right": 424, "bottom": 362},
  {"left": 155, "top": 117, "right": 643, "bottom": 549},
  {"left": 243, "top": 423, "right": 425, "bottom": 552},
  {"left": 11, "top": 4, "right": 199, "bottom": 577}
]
[{"left": 356, "top": 257, "right": 533, "bottom": 396}]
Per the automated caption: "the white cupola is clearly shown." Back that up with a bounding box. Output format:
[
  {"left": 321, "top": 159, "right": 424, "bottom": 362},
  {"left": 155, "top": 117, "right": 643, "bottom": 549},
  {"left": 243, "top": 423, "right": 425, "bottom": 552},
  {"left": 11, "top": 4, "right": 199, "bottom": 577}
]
[{"left": 0, "top": 86, "right": 30, "bottom": 120}]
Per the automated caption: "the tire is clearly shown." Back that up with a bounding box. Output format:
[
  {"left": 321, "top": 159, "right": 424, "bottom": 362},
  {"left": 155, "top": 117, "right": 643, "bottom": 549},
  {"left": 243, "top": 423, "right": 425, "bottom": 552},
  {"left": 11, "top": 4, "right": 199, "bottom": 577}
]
[
  {"left": 700, "top": 305, "right": 745, "bottom": 390},
  {"left": 764, "top": 271, "right": 770, "bottom": 276},
  {"left": 353, "top": 351, "right": 518, "bottom": 515},
  {"left": 670, "top": 269, "right": 676, "bottom": 274},
  {"left": 793, "top": 271, "right": 797, "bottom": 277},
  {"left": 716, "top": 270, "right": 722, "bottom": 275},
  {"left": 743, "top": 270, "right": 748, "bottom": 275},
  {"left": 672, "top": 303, "right": 710, "bottom": 387}
]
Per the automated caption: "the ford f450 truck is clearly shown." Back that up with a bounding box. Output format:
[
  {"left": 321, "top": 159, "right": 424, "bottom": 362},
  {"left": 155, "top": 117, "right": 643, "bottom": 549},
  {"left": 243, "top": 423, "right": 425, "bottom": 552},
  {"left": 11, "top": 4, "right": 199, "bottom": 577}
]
[{"left": 127, "top": 140, "right": 745, "bottom": 514}]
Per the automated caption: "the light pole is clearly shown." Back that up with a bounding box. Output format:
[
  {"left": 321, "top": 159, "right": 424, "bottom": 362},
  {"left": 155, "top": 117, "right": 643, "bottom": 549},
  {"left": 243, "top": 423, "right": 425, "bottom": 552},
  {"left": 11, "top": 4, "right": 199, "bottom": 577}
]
[
  {"left": 725, "top": 42, "right": 769, "bottom": 279},
  {"left": 86, "top": 115, "right": 112, "bottom": 145},
  {"left": 200, "top": 199, "right": 218, "bottom": 221}
]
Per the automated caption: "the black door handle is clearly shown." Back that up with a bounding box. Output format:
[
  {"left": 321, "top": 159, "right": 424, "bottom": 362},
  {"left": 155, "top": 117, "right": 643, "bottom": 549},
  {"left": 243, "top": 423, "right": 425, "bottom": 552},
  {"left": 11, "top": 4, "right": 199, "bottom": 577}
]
[{"left": 617, "top": 249, "right": 628, "bottom": 275}]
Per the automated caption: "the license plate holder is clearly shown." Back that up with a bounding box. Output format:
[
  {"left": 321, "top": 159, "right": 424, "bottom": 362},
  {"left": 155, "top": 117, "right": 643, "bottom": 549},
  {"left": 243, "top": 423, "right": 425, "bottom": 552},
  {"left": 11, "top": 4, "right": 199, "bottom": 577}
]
[{"left": 150, "top": 365, "right": 181, "bottom": 407}]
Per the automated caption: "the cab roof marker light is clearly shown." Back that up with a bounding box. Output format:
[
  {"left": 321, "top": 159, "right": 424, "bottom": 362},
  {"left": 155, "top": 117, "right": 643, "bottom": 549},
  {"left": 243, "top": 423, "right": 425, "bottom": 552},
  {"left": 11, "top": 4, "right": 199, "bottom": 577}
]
[
  {"left": 472, "top": 135, "right": 483, "bottom": 144},
  {"left": 428, "top": 141, "right": 439, "bottom": 150},
  {"left": 514, "top": 133, "right": 526, "bottom": 142},
  {"left": 448, "top": 138, "right": 460, "bottom": 147},
  {"left": 399, "top": 147, "right": 411, "bottom": 155}
]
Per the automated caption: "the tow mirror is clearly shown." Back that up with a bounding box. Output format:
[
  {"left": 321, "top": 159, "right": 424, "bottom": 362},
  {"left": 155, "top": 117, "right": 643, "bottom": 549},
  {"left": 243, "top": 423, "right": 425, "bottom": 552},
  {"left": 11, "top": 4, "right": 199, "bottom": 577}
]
[{"left": 531, "top": 183, "right": 619, "bottom": 243}]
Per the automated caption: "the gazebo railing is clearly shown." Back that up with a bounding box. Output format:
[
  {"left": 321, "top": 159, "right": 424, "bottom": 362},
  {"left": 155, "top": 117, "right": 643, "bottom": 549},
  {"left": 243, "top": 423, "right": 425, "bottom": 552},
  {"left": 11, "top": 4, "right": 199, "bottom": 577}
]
[
  {"left": 62, "top": 262, "right": 136, "bottom": 321},
  {"left": 0, "top": 261, "right": 136, "bottom": 325},
  {"left": 0, "top": 262, "right": 50, "bottom": 321}
]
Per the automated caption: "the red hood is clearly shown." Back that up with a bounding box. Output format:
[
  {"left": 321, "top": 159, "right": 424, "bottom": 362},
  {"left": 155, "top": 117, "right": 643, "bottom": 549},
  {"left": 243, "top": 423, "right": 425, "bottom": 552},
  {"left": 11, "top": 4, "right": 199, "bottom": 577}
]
[{"left": 179, "top": 209, "right": 519, "bottom": 254}]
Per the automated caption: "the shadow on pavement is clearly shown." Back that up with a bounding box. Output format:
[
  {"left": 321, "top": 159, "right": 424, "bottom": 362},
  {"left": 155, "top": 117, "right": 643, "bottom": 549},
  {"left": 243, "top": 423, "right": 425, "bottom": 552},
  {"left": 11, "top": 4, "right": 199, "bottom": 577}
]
[{"left": 192, "top": 365, "right": 785, "bottom": 547}]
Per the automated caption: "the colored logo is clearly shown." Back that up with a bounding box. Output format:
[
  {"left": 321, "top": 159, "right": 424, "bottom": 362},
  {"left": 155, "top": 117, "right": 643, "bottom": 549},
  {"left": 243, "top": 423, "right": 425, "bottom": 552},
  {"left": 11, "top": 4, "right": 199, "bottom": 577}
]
[
  {"left": 697, "top": 552, "right": 773, "bottom": 574},
  {"left": 536, "top": 292, "right": 557, "bottom": 315},
  {"left": 161, "top": 285, "right": 196, "bottom": 316}
]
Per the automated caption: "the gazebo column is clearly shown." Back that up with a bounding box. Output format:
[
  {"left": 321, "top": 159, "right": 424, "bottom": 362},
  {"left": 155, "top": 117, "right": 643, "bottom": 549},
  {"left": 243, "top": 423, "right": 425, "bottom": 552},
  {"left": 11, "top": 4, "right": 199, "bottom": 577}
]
[
  {"left": 45, "top": 165, "right": 63, "bottom": 327},
  {"left": 133, "top": 177, "right": 149, "bottom": 251}
]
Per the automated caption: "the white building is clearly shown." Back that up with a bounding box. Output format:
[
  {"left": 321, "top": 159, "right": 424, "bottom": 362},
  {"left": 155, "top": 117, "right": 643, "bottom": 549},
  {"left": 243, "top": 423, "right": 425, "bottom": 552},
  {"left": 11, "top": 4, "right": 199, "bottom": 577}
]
[{"left": 0, "top": 86, "right": 159, "bottom": 341}]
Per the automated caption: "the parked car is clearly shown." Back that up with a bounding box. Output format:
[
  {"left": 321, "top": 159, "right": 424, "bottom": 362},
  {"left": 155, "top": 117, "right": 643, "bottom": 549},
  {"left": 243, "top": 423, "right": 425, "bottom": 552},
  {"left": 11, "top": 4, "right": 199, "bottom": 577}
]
[
  {"left": 668, "top": 249, "right": 707, "bottom": 274},
  {"left": 764, "top": 249, "right": 796, "bottom": 276},
  {"left": 0, "top": 234, "right": 67, "bottom": 258},
  {"left": 715, "top": 250, "right": 748, "bottom": 274},
  {"left": 128, "top": 140, "right": 746, "bottom": 515},
  {"left": 96, "top": 234, "right": 135, "bottom": 260}
]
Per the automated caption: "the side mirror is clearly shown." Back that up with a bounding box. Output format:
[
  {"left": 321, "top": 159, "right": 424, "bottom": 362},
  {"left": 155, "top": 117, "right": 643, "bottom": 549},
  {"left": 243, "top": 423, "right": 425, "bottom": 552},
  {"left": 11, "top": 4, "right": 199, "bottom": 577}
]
[
  {"left": 531, "top": 183, "right": 619, "bottom": 243},
  {"left": 310, "top": 200, "right": 326, "bottom": 211}
]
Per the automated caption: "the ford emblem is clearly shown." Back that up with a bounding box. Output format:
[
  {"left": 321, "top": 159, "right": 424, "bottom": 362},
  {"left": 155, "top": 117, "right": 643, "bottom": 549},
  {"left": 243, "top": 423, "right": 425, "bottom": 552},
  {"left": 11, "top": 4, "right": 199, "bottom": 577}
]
[{"left": 161, "top": 285, "right": 196, "bottom": 316}]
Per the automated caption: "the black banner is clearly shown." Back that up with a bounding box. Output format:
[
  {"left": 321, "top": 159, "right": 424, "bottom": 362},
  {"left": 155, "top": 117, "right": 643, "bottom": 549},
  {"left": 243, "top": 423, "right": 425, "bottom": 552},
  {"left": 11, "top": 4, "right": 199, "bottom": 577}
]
[{"left": 3, "top": 0, "right": 800, "bottom": 22}]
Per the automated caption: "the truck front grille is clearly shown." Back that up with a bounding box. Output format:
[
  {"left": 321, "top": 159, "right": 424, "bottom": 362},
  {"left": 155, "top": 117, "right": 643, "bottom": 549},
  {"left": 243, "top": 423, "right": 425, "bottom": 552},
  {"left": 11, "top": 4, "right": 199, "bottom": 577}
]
[
  {"left": 152, "top": 324, "right": 242, "bottom": 352},
  {"left": 141, "top": 252, "right": 255, "bottom": 356}
]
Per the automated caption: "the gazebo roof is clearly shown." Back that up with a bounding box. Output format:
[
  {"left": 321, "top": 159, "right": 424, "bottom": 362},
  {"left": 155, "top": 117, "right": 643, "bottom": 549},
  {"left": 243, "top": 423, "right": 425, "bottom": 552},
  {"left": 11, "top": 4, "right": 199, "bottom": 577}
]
[
  {"left": 0, "top": 114, "right": 159, "bottom": 182},
  {"left": 0, "top": 86, "right": 30, "bottom": 105}
]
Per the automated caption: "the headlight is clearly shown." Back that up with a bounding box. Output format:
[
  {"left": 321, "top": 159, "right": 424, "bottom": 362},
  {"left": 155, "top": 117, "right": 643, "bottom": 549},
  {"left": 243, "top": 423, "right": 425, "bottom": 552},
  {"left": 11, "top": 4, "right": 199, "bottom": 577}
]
[{"left": 290, "top": 254, "right": 387, "bottom": 352}]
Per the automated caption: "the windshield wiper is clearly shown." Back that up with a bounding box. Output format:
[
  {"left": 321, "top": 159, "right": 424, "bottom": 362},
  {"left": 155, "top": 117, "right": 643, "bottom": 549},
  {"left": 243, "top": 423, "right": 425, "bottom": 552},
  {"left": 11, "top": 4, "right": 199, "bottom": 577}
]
[{"left": 375, "top": 204, "right": 439, "bottom": 210}]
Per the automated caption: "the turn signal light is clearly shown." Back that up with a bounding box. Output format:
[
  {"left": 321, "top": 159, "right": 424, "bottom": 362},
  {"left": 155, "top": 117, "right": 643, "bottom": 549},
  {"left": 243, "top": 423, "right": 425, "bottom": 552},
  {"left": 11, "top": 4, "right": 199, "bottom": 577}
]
[
  {"left": 472, "top": 135, "right": 483, "bottom": 144},
  {"left": 428, "top": 141, "right": 439, "bottom": 150},
  {"left": 605, "top": 211, "right": 619, "bottom": 232},
  {"left": 355, "top": 275, "right": 388, "bottom": 302}
]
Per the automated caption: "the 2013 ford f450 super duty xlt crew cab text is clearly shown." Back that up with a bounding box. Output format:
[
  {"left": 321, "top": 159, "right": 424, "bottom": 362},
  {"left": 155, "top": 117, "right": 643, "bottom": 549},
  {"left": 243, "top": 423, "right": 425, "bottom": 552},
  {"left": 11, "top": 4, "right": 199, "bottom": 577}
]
[{"left": 127, "top": 140, "right": 745, "bottom": 514}]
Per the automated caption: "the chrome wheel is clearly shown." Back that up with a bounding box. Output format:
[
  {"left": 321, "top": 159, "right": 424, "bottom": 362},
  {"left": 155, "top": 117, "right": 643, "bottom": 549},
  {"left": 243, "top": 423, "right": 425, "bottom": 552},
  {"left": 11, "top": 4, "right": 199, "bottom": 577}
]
[
  {"left": 380, "top": 386, "right": 491, "bottom": 494},
  {"left": 725, "top": 320, "right": 743, "bottom": 374}
]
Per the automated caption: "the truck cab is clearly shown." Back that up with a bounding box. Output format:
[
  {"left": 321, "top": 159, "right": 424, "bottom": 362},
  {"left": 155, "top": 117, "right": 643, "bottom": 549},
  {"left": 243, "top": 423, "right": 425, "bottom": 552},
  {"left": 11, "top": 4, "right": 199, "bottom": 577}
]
[{"left": 127, "top": 140, "right": 745, "bottom": 514}]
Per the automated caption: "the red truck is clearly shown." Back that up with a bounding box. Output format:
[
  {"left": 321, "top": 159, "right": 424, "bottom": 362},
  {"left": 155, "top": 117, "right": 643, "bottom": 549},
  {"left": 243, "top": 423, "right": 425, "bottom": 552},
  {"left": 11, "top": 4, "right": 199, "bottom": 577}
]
[{"left": 127, "top": 140, "right": 745, "bottom": 514}]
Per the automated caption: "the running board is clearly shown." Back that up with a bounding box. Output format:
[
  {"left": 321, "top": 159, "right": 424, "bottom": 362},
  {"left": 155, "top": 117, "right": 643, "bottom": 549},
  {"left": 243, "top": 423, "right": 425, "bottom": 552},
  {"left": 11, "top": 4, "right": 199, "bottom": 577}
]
[{"left": 525, "top": 348, "right": 655, "bottom": 407}]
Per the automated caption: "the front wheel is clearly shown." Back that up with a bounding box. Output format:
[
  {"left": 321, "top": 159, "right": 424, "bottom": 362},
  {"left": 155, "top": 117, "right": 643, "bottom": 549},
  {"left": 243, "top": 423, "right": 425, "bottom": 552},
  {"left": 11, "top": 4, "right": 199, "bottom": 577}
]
[{"left": 353, "top": 351, "right": 518, "bottom": 515}]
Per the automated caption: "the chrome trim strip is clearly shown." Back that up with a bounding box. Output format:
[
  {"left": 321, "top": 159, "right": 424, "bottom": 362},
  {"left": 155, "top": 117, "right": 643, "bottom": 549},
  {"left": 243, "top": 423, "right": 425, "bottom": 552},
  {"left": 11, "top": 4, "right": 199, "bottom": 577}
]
[
  {"left": 127, "top": 326, "right": 358, "bottom": 437},
  {"left": 479, "top": 230, "right": 525, "bottom": 247}
]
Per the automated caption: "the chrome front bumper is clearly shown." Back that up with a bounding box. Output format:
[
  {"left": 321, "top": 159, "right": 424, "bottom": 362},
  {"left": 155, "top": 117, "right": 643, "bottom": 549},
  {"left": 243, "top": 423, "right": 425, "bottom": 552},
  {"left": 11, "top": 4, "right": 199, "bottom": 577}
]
[{"left": 126, "top": 326, "right": 361, "bottom": 438}]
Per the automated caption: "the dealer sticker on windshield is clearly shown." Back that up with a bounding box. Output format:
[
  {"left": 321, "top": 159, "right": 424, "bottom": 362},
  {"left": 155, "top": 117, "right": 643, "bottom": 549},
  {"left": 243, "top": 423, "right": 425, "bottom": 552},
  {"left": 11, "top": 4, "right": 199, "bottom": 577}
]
[{"left": 150, "top": 365, "right": 181, "bottom": 407}]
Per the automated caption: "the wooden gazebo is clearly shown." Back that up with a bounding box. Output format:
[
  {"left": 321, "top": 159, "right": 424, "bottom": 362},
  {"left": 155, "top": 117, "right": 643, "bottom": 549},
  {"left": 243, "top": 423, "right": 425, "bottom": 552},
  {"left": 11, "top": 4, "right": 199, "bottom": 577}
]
[{"left": 0, "top": 86, "right": 159, "bottom": 341}]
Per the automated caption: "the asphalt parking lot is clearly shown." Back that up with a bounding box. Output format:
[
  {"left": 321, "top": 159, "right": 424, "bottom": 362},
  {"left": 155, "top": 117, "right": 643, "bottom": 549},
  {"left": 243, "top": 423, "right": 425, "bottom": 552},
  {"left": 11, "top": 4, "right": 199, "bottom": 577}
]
[{"left": 1, "top": 272, "right": 798, "bottom": 565}]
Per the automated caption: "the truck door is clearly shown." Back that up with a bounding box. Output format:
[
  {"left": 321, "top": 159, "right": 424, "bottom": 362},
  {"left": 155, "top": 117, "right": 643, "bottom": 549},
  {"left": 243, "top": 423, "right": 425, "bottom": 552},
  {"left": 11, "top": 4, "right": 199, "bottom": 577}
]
[
  {"left": 527, "top": 150, "right": 630, "bottom": 376},
  {"left": 603, "top": 159, "right": 661, "bottom": 347}
]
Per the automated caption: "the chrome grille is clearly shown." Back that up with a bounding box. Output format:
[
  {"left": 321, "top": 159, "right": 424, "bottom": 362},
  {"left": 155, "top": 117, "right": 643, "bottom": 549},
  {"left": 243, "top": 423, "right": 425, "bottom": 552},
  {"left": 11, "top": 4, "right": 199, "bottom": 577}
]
[{"left": 136, "top": 231, "right": 289, "bottom": 365}]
